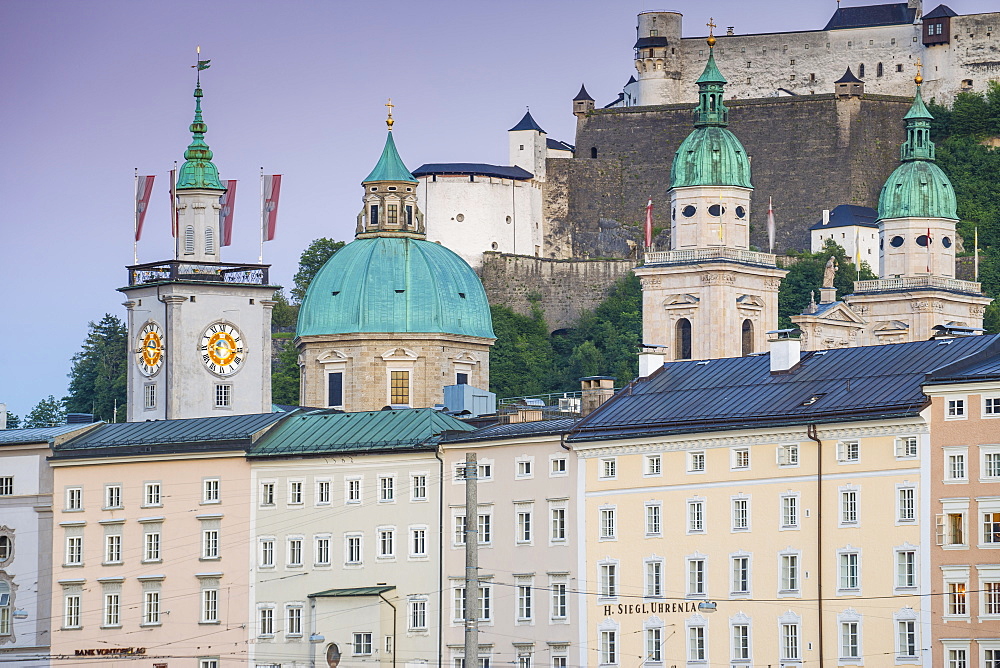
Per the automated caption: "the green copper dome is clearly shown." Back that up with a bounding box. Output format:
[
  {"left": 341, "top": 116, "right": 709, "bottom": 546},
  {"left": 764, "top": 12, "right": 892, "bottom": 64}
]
[
  {"left": 297, "top": 237, "right": 495, "bottom": 339},
  {"left": 877, "top": 86, "right": 957, "bottom": 220},
  {"left": 176, "top": 85, "right": 224, "bottom": 190},
  {"left": 364, "top": 132, "right": 417, "bottom": 184},
  {"left": 670, "top": 47, "right": 751, "bottom": 189}
]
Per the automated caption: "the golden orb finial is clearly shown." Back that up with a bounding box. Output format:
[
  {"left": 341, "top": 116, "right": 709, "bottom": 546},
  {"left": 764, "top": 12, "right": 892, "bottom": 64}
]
[
  {"left": 914, "top": 59, "right": 923, "bottom": 85},
  {"left": 385, "top": 98, "right": 395, "bottom": 129},
  {"left": 706, "top": 17, "right": 717, "bottom": 47}
]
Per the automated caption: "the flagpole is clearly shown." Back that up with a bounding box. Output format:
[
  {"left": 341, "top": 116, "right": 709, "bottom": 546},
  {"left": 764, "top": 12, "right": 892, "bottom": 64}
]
[
  {"left": 259, "top": 167, "right": 265, "bottom": 264},
  {"left": 133, "top": 168, "right": 139, "bottom": 264},
  {"left": 172, "top": 161, "right": 178, "bottom": 255}
]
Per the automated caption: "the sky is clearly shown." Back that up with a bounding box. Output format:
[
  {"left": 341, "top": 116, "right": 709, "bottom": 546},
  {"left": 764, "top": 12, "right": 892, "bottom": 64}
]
[{"left": 1, "top": 0, "right": 996, "bottom": 419}]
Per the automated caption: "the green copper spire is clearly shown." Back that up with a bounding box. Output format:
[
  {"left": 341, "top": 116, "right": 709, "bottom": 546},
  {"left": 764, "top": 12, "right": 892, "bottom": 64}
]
[
  {"left": 899, "top": 84, "right": 935, "bottom": 161},
  {"left": 176, "top": 84, "right": 224, "bottom": 190},
  {"left": 693, "top": 43, "right": 728, "bottom": 127},
  {"left": 363, "top": 131, "right": 417, "bottom": 184}
]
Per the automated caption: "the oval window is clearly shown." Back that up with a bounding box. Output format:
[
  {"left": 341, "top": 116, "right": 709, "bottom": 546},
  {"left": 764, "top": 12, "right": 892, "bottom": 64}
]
[
  {"left": 505, "top": 216, "right": 512, "bottom": 224},
  {"left": 491, "top": 242, "right": 498, "bottom": 250},
  {"left": 890, "top": 236, "right": 904, "bottom": 247},
  {"left": 735, "top": 206, "right": 746, "bottom": 219},
  {"left": 708, "top": 204, "right": 726, "bottom": 217},
  {"left": 916, "top": 234, "right": 931, "bottom": 247},
  {"left": 456, "top": 213, "right": 465, "bottom": 222},
  {"left": 682, "top": 205, "right": 697, "bottom": 218},
  {"left": 370, "top": 186, "right": 378, "bottom": 192},
  {"left": 942, "top": 236, "right": 952, "bottom": 248}
]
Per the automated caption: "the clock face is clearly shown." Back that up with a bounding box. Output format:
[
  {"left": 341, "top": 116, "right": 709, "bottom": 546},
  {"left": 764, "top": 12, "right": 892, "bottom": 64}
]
[
  {"left": 200, "top": 323, "right": 245, "bottom": 375},
  {"left": 136, "top": 321, "right": 164, "bottom": 376}
]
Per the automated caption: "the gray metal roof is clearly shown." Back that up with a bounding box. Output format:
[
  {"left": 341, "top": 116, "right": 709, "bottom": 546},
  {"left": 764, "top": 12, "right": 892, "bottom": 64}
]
[
  {"left": 547, "top": 138, "right": 575, "bottom": 152},
  {"left": 53, "top": 412, "right": 289, "bottom": 458},
  {"left": 310, "top": 585, "right": 395, "bottom": 598},
  {"left": 412, "top": 163, "right": 533, "bottom": 181},
  {"left": 809, "top": 204, "right": 879, "bottom": 230},
  {"left": 924, "top": 336, "right": 1000, "bottom": 384},
  {"left": 509, "top": 111, "right": 545, "bottom": 133},
  {"left": 443, "top": 418, "right": 579, "bottom": 444},
  {"left": 0, "top": 423, "right": 98, "bottom": 446},
  {"left": 923, "top": 4, "right": 957, "bottom": 19},
  {"left": 569, "top": 335, "right": 1000, "bottom": 442},
  {"left": 824, "top": 3, "right": 916, "bottom": 30}
]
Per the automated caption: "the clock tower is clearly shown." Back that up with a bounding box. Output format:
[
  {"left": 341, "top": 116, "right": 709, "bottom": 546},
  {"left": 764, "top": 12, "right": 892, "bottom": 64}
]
[{"left": 121, "top": 80, "right": 277, "bottom": 421}]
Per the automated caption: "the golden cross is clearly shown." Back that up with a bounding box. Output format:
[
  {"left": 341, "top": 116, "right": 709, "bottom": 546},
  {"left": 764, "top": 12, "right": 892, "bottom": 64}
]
[
  {"left": 706, "top": 17, "right": 716, "bottom": 36},
  {"left": 914, "top": 59, "right": 923, "bottom": 84},
  {"left": 915, "top": 59, "right": 922, "bottom": 75},
  {"left": 385, "top": 98, "right": 395, "bottom": 129}
]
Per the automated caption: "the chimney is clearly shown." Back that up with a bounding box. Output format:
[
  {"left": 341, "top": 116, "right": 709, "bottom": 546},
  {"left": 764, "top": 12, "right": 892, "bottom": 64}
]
[
  {"left": 638, "top": 346, "right": 666, "bottom": 378},
  {"left": 0, "top": 403, "right": 6, "bottom": 430},
  {"left": 822, "top": 209, "right": 830, "bottom": 225},
  {"left": 726, "top": 26, "right": 734, "bottom": 35},
  {"left": 767, "top": 330, "right": 801, "bottom": 373},
  {"left": 580, "top": 376, "right": 616, "bottom": 416}
]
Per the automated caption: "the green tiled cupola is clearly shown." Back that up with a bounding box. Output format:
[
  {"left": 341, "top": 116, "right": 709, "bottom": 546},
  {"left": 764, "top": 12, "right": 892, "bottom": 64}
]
[{"left": 176, "top": 85, "right": 224, "bottom": 190}]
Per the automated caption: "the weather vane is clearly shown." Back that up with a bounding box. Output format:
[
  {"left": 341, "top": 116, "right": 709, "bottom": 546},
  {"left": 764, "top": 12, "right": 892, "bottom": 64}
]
[
  {"left": 385, "top": 98, "right": 395, "bottom": 129},
  {"left": 192, "top": 45, "right": 211, "bottom": 85}
]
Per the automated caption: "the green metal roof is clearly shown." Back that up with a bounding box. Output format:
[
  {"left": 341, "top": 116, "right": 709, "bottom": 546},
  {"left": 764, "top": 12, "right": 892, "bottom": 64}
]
[
  {"left": 176, "top": 85, "right": 224, "bottom": 190},
  {"left": 250, "top": 408, "right": 474, "bottom": 457},
  {"left": 670, "top": 127, "right": 752, "bottom": 188},
  {"left": 903, "top": 85, "right": 933, "bottom": 121},
  {"left": 696, "top": 50, "right": 727, "bottom": 85},
  {"left": 363, "top": 131, "right": 417, "bottom": 184},
  {"left": 297, "top": 236, "right": 496, "bottom": 339},
  {"left": 310, "top": 585, "right": 396, "bottom": 598}
]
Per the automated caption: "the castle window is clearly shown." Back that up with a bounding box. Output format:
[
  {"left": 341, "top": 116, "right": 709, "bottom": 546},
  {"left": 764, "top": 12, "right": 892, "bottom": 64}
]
[
  {"left": 390, "top": 370, "right": 410, "bottom": 406},
  {"left": 741, "top": 319, "right": 754, "bottom": 356},
  {"left": 185, "top": 226, "right": 195, "bottom": 254},
  {"left": 810, "top": 73, "right": 816, "bottom": 82},
  {"left": 790, "top": 59, "right": 795, "bottom": 65},
  {"left": 591, "top": 147, "right": 598, "bottom": 159},
  {"left": 877, "top": 62, "right": 883, "bottom": 77},
  {"left": 370, "top": 204, "right": 379, "bottom": 226},
  {"left": 858, "top": 63, "right": 865, "bottom": 78},
  {"left": 328, "top": 372, "right": 343, "bottom": 408},
  {"left": 676, "top": 319, "right": 692, "bottom": 360},
  {"left": 388, "top": 204, "right": 398, "bottom": 225},
  {"left": 649, "top": 29, "right": 658, "bottom": 36}
]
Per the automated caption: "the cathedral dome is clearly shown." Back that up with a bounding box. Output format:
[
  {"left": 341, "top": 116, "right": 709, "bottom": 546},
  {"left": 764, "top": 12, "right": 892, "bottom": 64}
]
[
  {"left": 670, "top": 126, "right": 753, "bottom": 189},
  {"left": 297, "top": 236, "right": 495, "bottom": 339},
  {"left": 877, "top": 159, "right": 957, "bottom": 220}
]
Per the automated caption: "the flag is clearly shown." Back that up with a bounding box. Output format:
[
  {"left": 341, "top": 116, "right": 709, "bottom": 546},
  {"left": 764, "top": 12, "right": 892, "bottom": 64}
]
[
  {"left": 169, "top": 168, "right": 178, "bottom": 237},
  {"left": 219, "top": 180, "right": 237, "bottom": 246},
  {"left": 645, "top": 198, "right": 653, "bottom": 249},
  {"left": 135, "top": 175, "right": 155, "bottom": 241},
  {"left": 262, "top": 174, "right": 282, "bottom": 242},
  {"left": 767, "top": 196, "right": 776, "bottom": 253},
  {"left": 194, "top": 59, "right": 211, "bottom": 71}
]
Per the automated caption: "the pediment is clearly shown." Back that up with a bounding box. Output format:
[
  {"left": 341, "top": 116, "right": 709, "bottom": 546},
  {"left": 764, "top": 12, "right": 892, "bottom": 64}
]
[
  {"left": 663, "top": 293, "right": 700, "bottom": 306},
  {"left": 736, "top": 294, "right": 765, "bottom": 308},
  {"left": 317, "top": 349, "right": 349, "bottom": 364},
  {"left": 801, "top": 301, "right": 867, "bottom": 325},
  {"left": 873, "top": 320, "right": 909, "bottom": 332},
  {"left": 453, "top": 351, "right": 479, "bottom": 364},
  {"left": 381, "top": 346, "right": 420, "bottom": 362}
]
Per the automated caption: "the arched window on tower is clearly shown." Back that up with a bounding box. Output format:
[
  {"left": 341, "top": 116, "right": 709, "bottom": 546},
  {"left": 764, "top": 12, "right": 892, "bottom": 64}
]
[
  {"left": 184, "top": 226, "right": 195, "bottom": 254},
  {"left": 675, "top": 318, "right": 692, "bottom": 360},
  {"left": 205, "top": 227, "right": 215, "bottom": 255},
  {"left": 858, "top": 63, "right": 865, "bottom": 78},
  {"left": 741, "top": 319, "right": 754, "bottom": 356},
  {"left": 876, "top": 62, "right": 883, "bottom": 77},
  {"left": 591, "top": 147, "right": 598, "bottom": 159}
]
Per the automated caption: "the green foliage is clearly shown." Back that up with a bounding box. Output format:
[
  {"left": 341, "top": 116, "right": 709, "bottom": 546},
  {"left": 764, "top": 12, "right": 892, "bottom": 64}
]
[
  {"left": 64, "top": 314, "right": 127, "bottom": 423},
  {"left": 3, "top": 412, "right": 21, "bottom": 429},
  {"left": 291, "top": 238, "right": 346, "bottom": 304},
  {"left": 778, "top": 239, "right": 876, "bottom": 329},
  {"left": 24, "top": 395, "right": 66, "bottom": 428},
  {"left": 271, "top": 289, "right": 298, "bottom": 329},
  {"left": 271, "top": 339, "right": 300, "bottom": 406},
  {"left": 928, "top": 81, "right": 1000, "bottom": 140},
  {"left": 488, "top": 304, "right": 556, "bottom": 398}
]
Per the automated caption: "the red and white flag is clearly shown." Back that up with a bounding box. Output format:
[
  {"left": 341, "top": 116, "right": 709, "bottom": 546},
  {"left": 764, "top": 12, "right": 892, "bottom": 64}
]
[
  {"left": 219, "top": 180, "right": 237, "bottom": 246},
  {"left": 169, "top": 168, "right": 179, "bottom": 237},
  {"left": 645, "top": 198, "right": 653, "bottom": 249},
  {"left": 767, "top": 196, "right": 776, "bottom": 253},
  {"left": 262, "top": 174, "right": 282, "bottom": 242},
  {"left": 926, "top": 227, "right": 932, "bottom": 274},
  {"left": 134, "top": 175, "right": 155, "bottom": 241}
]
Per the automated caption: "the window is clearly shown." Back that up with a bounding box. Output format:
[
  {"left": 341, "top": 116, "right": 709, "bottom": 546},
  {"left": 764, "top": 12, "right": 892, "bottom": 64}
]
[
  {"left": 898, "top": 487, "right": 915, "bottom": 522},
  {"left": 687, "top": 625, "right": 706, "bottom": 661},
  {"left": 729, "top": 555, "right": 750, "bottom": 596},
  {"left": 202, "top": 588, "right": 218, "bottom": 623},
  {"left": 646, "top": 559, "right": 663, "bottom": 597},
  {"left": 517, "top": 581, "right": 533, "bottom": 620},
  {"left": 259, "top": 607, "right": 274, "bottom": 636},
  {"left": 551, "top": 508, "right": 566, "bottom": 541},
  {"left": 410, "top": 528, "right": 427, "bottom": 557},
  {"left": 103, "top": 593, "right": 121, "bottom": 627},
  {"left": 840, "top": 621, "right": 860, "bottom": 660},
  {"left": 455, "top": 515, "right": 467, "bottom": 545},
  {"left": 600, "top": 507, "right": 616, "bottom": 539},
  {"left": 781, "top": 622, "right": 800, "bottom": 660},
  {"left": 327, "top": 371, "right": 343, "bottom": 407},
  {"left": 66, "top": 536, "right": 83, "bottom": 565},
  {"left": 379, "top": 476, "right": 394, "bottom": 502},
  {"left": 214, "top": 383, "right": 231, "bottom": 408},
  {"left": 941, "top": 511, "right": 967, "bottom": 545},
  {"left": 287, "top": 538, "right": 303, "bottom": 566},
  {"left": 105, "top": 534, "right": 122, "bottom": 564},
  {"left": 600, "top": 458, "right": 616, "bottom": 479},
  {"left": 599, "top": 563, "right": 618, "bottom": 598},
  {"left": 516, "top": 459, "right": 533, "bottom": 478},
  {"left": 948, "top": 583, "right": 967, "bottom": 615},
  {"left": 839, "top": 551, "right": 860, "bottom": 591},
  {"left": 315, "top": 479, "right": 331, "bottom": 505},
  {"left": 733, "top": 448, "right": 750, "bottom": 469},
  {"left": 551, "top": 457, "right": 567, "bottom": 475},
  {"left": 551, "top": 582, "right": 567, "bottom": 619},
  {"left": 689, "top": 451, "right": 706, "bottom": 472},
  {"left": 676, "top": 318, "right": 692, "bottom": 360},
  {"left": 347, "top": 478, "right": 361, "bottom": 503},
  {"left": 986, "top": 450, "right": 1000, "bottom": 479},
  {"left": 378, "top": 529, "right": 395, "bottom": 557},
  {"left": 781, "top": 553, "right": 800, "bottom": 593},
  {"left": 390, "top": 370, "right": 410, "bottom": 405},
  {"left": 646, "top": 626, "right": 663, "bottom": 662},
  {"left": 346, "top": 535, "right": 362, "bottom": 564},
  {"left": 947, "top": 398, "right": 966, "bottom": 418},
  {"left": 896, "top": 550, "right": 916, "bottom": 588},
  {"left": 645, "top": 504, "right": 661, "bottom": 536},
  {"left": 315, "top": 536, "right": 331, "bottom": 566},
  {"left": 948, "top": 648, "right": 968, "bottom": 667},
  {"left": 896, "top": 436, "right": 918, "bottom": 458},
  {"left": 411, "top": 475, "right": 427, "bottom": 500},
  {"left": 260, "top": 538, "right": 275, "bottom": 568},
  {"left": 352, "top": 633, "right": 372, "bottom": 656},
  {"left": 452, "top": 585, "right": 492, "bottom": 622},
  {"left": 897, "top": 618, "right": 917, "bottom": 658},
  {"left": 688, "top": 500, "right": 704, "bottom": 533},
  {"left": 143, "top": 383, "right": 156, "bottom": 409},
  {"left": 948, "top": 451, "right": 967, "bottom": 481},
  {"left": 64, "top": 594, "right": 81, "bottom": 628},
  {"left": 144, "top": 529, "right": 161, "bottom": 562},
  {"left": 838, "top": 440, "right": 860, "bottom": 462},
  {"left": 986, "top": 397, "right": 1000, "bottom": 416},
  {"left": 477, "top": 461, "right": 492, "bottom": 480},
  {"left": 983, "top": 581, "right": 1000, "bottom": 615},
  {"left": 478, "top": 514, "right": 491, "bottom": 544},
  {"left": 781, "top": 494, "right": 799, "bottom": 528},
  {"left": 732, "top": 623, "right": 750, "bottom": 661},
  {"left": 600, "top": 629, "right": 617, "bottom": 664},
  {"left": 289, "top": 480, "right": 303, "bottom": 505},
  {"left": 517, "top": 509, "right": 532, "bottom": 543},
  {"left": 688, "top": 558, "right": 706, "bottom": 596},
  {"left": 202, "top": 529, "right": 219, "bottom": 559},
  {"left": 203, "top": 478, "right": 220, "bottom": 503},
  {"left": 387, "top": 203, "right": 398, "bottom": 225},
  {"left": 984, "top": 512, "right": 1000, "bottom": 544},
  {"left": 456, "top": 371, "right": 468, "bottom": 385},
  {"left": 778, "top": 443, "right": 799, "bottom": 466},
  {"left": 143, "top": 591, "right": 161, "bottom": 625},
  {"left": 841, "top": 489, "right": 859, "bottom": 525},
  {"left": 0, "top": 536, "right": 8, "bottom": 564},
  {"left": 409, "top": 599, "right": 427, "bottom": 630},
  {"left": 260, "top": 482, "right": 275, "bottom": 506},
  {"left": 66, "top": 487, "right": 82, "bottom": 511},
  {"left": 732, "top": 497, "right": 749, "bottom": 531},
  {"left": 105, "top": 484, "right": 122, "bottom": 509},
  {"left": 286, "top": 605, "right": 303, "bottom": 636},
  {"left": 645, "top": 454, "right": 661, "bottom": 475},
  {"left": 184, "top": 225, "right": 195, "bottom": 253},
  {"left": 741, "top": 318, "right": 754, "bottom": 356}
]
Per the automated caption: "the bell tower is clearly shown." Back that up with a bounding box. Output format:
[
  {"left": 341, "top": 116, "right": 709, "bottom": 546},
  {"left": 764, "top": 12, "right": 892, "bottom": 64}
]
[{"left": 121, "top": 70, "right": 277, "bottom": 422}]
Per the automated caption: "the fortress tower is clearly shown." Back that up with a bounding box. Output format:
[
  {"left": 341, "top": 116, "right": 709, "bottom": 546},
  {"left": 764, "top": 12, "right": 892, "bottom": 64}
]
[
  {"left": 635, "top": 32, "right": 786, "bottom": 361},
  {"left": 634, "top": 11, "right": 683, "bottom": 106}
]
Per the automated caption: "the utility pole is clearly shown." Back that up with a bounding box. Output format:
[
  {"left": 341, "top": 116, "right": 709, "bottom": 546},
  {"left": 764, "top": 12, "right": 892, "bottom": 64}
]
[{"left": 463, "top": 453, "right": 479, "bottom": 668}]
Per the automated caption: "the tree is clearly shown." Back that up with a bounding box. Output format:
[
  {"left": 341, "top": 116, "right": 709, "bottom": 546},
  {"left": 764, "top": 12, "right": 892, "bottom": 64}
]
[
  {"left": 3, "top": 412, "right": 21, "bottom": 429},
  {"left": 270, "top": 289, "right": 298, "bottom": 329},
  {"left": 488, "top": 304, "right": 556, "bottom": 399},
  {"left": 24, "top": 395, "right": 66, "bottom": 428},
  {"left": 271, "top": 340, "right": 300, "bottom": 406},
  {"left": 778, "top": 239, "right": 876, "bottom": 329},
  {"left": 291, "top": 238, "right": 346, "bottom": 304},
  {"left": 65, "top": 314, "right": 127, "bottom": 423}
]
